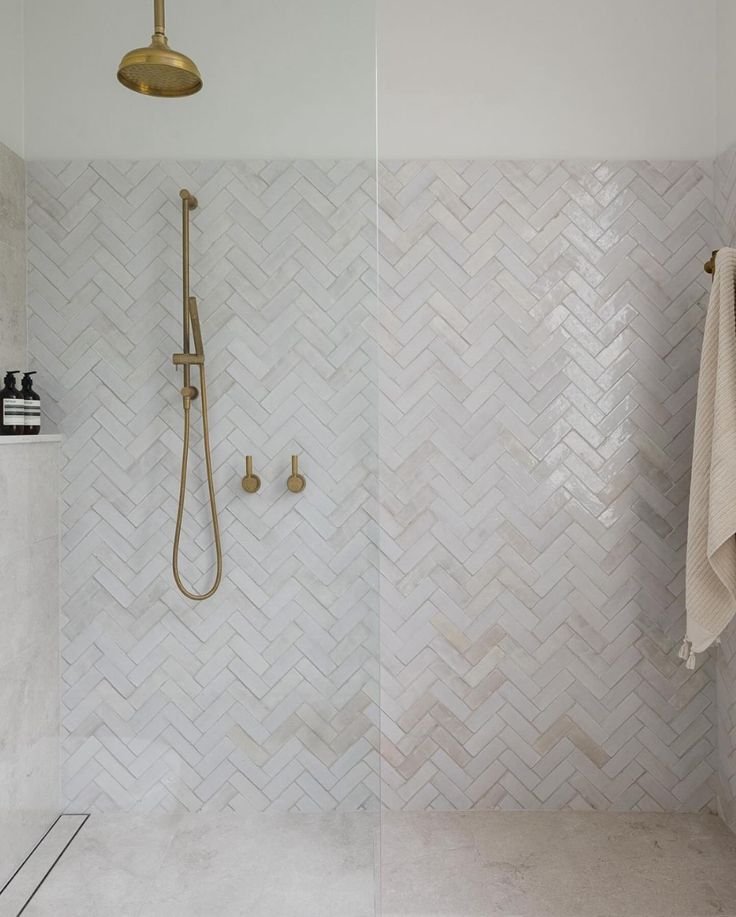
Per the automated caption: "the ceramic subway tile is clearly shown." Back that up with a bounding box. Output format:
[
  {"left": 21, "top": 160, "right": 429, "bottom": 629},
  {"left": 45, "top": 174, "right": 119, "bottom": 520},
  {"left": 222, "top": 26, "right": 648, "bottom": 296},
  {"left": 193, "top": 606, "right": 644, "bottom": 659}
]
[
  {"left": 26, "top": 159, "right": 717, "bottom": 816},
  {"left": 377, "top": 158, "right": 716, "bottom": 813},
  {"left": 28, "top": 159, "right": 380, "bottom": 814}
]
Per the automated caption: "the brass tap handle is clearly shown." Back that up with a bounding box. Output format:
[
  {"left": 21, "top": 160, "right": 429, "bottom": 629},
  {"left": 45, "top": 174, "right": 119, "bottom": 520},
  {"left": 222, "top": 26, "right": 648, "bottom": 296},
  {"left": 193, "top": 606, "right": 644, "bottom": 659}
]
[
  {"left": 241, "top": 455, "right": 261, "bottom": 493},
  {"left": 287, "top": 455, "right": 306, "bottom": 493}
]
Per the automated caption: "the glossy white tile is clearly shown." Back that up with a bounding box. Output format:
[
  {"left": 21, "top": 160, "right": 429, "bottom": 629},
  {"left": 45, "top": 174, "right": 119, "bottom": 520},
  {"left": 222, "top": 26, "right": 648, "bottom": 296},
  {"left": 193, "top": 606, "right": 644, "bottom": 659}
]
[{"left": 27, "top": 159, "right": 717, "bottom": 816}]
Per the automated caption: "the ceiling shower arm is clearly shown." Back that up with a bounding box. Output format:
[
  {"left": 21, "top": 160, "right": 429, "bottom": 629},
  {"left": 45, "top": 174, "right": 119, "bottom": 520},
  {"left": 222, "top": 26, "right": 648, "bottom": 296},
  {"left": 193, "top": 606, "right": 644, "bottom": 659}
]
[{"left": 154, "top": 0, "right": 165, "bottom": 37}]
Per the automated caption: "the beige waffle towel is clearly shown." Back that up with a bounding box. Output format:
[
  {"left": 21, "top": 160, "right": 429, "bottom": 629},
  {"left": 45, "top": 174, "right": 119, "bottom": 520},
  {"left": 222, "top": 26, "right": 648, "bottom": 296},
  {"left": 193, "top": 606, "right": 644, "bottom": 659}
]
[{"left": 683, "top": 247, "right": 736, "bottom": 668}]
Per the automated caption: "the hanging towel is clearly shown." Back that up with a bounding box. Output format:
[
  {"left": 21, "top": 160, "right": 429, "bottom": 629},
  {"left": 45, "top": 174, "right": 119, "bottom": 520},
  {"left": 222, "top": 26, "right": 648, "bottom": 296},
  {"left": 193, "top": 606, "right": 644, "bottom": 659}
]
[{"left": 684, "top": 247, "right": 736, "bottom": 668}]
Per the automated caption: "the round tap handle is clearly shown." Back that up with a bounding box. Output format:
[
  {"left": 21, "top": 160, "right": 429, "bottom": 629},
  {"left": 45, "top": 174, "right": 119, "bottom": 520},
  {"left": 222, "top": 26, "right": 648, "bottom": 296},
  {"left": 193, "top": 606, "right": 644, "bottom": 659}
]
[
  {"left": 241, "top": 455, "right": 261, "bottom": 493},
  {"left": 287, "top": 455, "right": 306, "bottom": 493}
]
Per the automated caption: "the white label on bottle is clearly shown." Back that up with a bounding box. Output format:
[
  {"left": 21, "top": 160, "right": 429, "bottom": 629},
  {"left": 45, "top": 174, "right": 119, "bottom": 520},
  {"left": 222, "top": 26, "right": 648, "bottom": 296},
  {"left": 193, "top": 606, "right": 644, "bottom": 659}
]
[
  {"left": 3, "top": 398, "right": 25, "bottom": 426},
  {"left": 24, "top": 399, "right": 41, "bottom": 426}
]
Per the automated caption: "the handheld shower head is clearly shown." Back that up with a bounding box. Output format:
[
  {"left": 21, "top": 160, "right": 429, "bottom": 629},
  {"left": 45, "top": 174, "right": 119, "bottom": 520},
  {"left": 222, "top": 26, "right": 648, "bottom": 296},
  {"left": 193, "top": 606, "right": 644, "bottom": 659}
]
[{"left": 117, "top": 0, "right": 202, "bottom": 98}]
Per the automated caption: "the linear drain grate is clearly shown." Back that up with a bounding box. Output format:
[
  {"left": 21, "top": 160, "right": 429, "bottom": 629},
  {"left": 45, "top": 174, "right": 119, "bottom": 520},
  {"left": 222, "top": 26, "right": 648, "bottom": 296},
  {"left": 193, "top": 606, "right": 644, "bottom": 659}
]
[{"left": 0, "top": 814, "right": 89, "bottom": 916}]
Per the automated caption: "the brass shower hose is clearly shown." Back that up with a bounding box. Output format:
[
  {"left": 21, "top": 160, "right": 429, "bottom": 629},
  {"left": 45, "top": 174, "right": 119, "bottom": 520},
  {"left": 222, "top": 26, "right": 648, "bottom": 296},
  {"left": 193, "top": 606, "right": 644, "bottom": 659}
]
[
  {"left": 172, "top": 189, "right": 223, "bottom": 601},
  {"left": 172, "top": 363, "right": 223, "bottom": 600}
]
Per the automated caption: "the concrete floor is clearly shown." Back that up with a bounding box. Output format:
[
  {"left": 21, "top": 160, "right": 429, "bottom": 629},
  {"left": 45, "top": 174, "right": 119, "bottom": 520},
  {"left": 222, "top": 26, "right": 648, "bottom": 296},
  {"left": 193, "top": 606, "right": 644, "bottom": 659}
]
[
  {"left": 380, "top": 812, "right": 736, "bottom": 917},
  {"left": 12, "top": 812, "right": 736, "bottom": 917}
]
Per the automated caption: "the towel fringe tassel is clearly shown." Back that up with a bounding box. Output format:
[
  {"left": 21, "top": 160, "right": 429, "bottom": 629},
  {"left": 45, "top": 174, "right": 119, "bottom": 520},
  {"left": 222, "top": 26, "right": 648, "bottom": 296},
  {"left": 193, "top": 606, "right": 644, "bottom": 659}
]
[{"left": 679, "top": 639, "right": 697, "bottom": 669}]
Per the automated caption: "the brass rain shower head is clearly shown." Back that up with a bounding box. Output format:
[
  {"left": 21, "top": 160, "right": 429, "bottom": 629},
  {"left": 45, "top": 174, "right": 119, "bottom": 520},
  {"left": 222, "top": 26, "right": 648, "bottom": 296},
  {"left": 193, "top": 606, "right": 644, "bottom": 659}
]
[{"left": 117, "top": 0, "right": 202, "bottom": 98}]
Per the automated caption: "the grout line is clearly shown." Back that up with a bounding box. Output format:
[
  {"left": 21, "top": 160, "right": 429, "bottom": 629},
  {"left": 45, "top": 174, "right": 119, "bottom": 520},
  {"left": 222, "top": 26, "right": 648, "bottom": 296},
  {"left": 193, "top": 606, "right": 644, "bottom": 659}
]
[{"left": 15, "top": 814, "right": 89, "bottom": 916}]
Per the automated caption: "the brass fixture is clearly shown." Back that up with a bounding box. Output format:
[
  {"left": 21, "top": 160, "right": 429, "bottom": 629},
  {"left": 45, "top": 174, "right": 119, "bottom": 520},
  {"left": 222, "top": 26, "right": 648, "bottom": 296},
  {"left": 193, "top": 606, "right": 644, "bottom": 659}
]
[
  {"left": 242, "top": 456, "right": 261, "bottom": 493},
  {"left": 117, "top": 0, "right": 202, "bottom": 98},
  {"left": 172, "top": 189, "right": 223, "bottom": 601},
  {"left": 287, "top": 455, "right": 306, "bottom": 493},
  {"left": 705, "top": 250, "right": 719, "bottom": 275}
]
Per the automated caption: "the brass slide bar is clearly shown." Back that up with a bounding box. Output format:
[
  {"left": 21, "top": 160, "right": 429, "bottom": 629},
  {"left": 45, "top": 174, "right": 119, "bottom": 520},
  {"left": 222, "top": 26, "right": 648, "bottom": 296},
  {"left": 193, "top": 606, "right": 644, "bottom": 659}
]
[{"left": 172, "top": 189, "right": 223, "bottom": 601}]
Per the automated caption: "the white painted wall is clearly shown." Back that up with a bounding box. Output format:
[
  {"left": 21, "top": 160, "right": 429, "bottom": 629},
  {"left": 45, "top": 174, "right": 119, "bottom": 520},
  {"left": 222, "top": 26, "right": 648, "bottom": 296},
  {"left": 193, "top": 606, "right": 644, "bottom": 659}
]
[
  {"left": 717, "top": 0, "right": 736, "bottom": 152},
  {"left": 0, "top": 0, "right": 24, "bottom": 156},
  {"left": 20, "top": 0, "right": 724, "bottom": 161},
  {"left": 23, "top": 0, "right": 376, "bottom": 160},
  {"left": 378, "top": 0, "right": 718, "bottom": 160}
]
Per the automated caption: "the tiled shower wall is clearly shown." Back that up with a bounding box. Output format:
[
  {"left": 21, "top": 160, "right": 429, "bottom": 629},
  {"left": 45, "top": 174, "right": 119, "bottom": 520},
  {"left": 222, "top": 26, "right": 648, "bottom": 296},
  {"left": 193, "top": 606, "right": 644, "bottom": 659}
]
[
  {"left": 28, "top": 158, "right": 718, "bottom": 813},
  {"left": 377, "top": 160, "right": 717, "bottom": 810},
  {"left": 714, "top": 142, "right": 736, "bottom": 831},
  {"left": 28, "top": 161, "right": 380, "bottom": 812}
]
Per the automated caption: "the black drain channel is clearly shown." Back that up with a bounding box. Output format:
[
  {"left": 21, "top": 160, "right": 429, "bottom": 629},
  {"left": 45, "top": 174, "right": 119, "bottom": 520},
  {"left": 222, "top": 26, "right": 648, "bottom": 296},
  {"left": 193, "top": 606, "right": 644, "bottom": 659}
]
[{"left": 0, "top": 813, "right": 90, "bottom": 916}]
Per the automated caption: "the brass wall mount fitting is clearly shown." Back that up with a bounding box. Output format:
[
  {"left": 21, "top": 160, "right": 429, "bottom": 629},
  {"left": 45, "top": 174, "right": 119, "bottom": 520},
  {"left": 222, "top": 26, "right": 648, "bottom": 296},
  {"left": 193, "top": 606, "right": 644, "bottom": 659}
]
[
  {"left": 287, "top": 455, "right": 306, "bottom": 493},
  {"left": 242, "top": 455, "right": 261, "bottom": 493}
]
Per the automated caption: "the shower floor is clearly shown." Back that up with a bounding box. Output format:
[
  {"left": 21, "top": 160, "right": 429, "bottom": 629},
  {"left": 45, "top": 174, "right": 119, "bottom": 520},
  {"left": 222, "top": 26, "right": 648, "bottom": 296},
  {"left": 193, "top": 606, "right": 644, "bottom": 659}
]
[{"left": 9, "top": 811, "right": 736, "bottom": 916}]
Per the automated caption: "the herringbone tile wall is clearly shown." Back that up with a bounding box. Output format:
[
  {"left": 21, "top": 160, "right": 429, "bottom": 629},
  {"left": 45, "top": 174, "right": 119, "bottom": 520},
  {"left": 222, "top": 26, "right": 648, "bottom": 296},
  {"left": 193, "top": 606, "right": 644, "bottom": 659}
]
[
  {"left": 714, "top": 142, "right": 736, "bottom": 831},
  {"left": 377, "top": 160, "right": 718, "bottom": 811},
  {"left": 27, "top": 160, "right": 381, "bottom": 813},
  {"left": 27, "top": 157, "right": 719, "bottom": 814}
]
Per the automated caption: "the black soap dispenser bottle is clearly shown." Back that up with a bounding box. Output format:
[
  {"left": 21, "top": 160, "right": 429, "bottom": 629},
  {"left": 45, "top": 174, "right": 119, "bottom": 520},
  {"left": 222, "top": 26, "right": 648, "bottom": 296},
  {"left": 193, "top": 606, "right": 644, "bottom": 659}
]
[
  {"left": 21, "top": 372, "right": 40, "bottom": 435},
  {"left": 0, "top": 371, "right": 25, "bottom": 435}
]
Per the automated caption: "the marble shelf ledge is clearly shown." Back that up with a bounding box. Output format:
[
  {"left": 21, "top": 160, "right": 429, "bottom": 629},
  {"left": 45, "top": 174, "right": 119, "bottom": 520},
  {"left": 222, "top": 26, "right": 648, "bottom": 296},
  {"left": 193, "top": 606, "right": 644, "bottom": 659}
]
[{"left": 0, "top": 434, "right": 61, "bottom": 444}]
